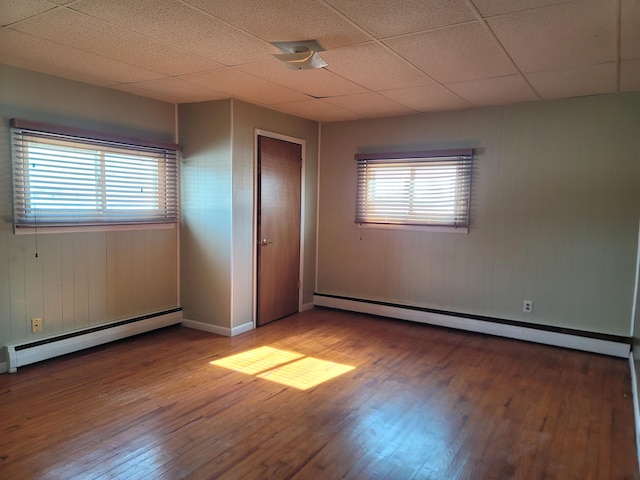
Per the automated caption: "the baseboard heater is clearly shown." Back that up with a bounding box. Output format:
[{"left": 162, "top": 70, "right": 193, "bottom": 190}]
[
  {"left": 313, "top": 293, "right": 631, "bottom": 358},
  {"left": 3, "top": 308, "right": 183, "bottom": 373}
]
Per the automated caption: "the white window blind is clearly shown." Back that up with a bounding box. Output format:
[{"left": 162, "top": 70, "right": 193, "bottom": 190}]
[
  {"left": 10, "top": 119, "right": 179, "bottom": 229},
  {"left": 355, "top": 149, "right": 473, "bottom": 229}
]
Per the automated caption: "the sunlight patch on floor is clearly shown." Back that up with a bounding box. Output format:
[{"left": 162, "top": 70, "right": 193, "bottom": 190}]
[
  {"left": 210, "top": 346, "right": 304, "bottom": 374},
  {"left": 210, "top": 346, "right": 355, "bottom": 390},
  {"left": 257, "top": 356, "right": 355, "bottom": 390}
]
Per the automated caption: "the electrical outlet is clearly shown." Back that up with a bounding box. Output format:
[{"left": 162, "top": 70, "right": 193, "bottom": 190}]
[
  {"left": 523, "top": 300, "right": 533, "bottom": 314},
  {"left": 31, "top": 317, "right": 42, "bottom": 333}
]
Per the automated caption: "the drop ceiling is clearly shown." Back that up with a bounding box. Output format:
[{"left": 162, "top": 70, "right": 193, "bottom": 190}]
[{"left": 1, "top": 0, "right": 638, "bottom": 122}]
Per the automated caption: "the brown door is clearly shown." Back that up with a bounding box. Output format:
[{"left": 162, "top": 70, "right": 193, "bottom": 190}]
[{"left": 257, "top": 135, "right": 302, "bottom": 326}]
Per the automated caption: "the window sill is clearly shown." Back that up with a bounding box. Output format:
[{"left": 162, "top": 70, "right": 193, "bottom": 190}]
[
  {"left": 14, "top": 223, "right": 176, "bottom": 235},
  {"left": 357, "top": 223, "right": 468, "bottom": 234}
]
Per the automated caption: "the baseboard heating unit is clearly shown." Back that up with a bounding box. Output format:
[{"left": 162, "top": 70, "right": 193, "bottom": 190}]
[
  {"left": 3, "top": 308, "right": 183, "bottom": 373},
  {"left": 313, "top": 294, "right": 631, "bottom": 358}
]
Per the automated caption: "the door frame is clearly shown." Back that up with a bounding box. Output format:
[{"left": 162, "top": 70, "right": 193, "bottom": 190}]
[{"left": 253, "top": 128, "right": 306, "bottom": 327}]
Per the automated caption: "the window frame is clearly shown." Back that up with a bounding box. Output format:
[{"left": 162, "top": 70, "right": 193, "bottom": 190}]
[
  {"left": 354, "top": 148, "right": 473, "bottom": 233},
  {"left": 10, "top": 118, "right": 180, "bottom": 233}
]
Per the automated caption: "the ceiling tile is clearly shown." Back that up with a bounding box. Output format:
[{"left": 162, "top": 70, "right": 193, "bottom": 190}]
[
  {"left": 384, "top": 22, "right": 517, "bottom": 83},
  {"left": 620, "top": 59, "right": 640, "bottom": 92},
  {"left": 322, "top": 92, "right": 417, "bottom": 118},
  {"left": 182, "top": 0, "right": 369, "bottom": 49},
  {"left": 181, "top": 68, "right": 311, "bottom": 105},
  {"left": 0, "top": 29, "right": 162, "bottom": 84},
  {"left": 321, "top": 42, "right": 436, "bottom": 91},
  {"left": 446, "top": 74, "right": 539, "bottom": 106},
  {"left": 70, "top": 0, "right": 271, "bottom": 66},
  {"left": 325, "top": 0, "right": 475, "bottom": 37},
  {"left": 621, "top": 0, "right": 640, "bottom": 60},
  {"left": 487, "top": 1, "right": 615, "bottom": 72},
  {"left": 0, "top": 0, "right": 57, "bottom": 25},
  {"left": 13, "top": 8, "right": 224, "bottom": 76},
  {"left": 472, "top": 0, "right": 573, "bottom": 17},
  {"left": 526, "top": 63, "right": 617, "bottom": 100},
  {"left": 272, "top": 99, "right": 361, "bottom": 122},
  {"left": 114, "top": 78, "right": 230, "bottom": 104},
  {"left": 237, "top": 60, "right": 368, "bottom": 98},
  {"left": 381, "top": 85, "right": 472, "bottom": 112},
  {"left": 0, "top": 54, "right": 116, "bottom": 87},
  {"left": 1, "top": 0, "right": 636, "bottom": 120}
]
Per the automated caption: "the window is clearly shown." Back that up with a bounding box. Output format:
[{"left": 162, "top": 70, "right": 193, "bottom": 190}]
[
  {"left": 10, "top": 119, "right": 179, "bottom": 230},
  {"left": 355, "top": 149, "right": 473, "bottom": 231}
]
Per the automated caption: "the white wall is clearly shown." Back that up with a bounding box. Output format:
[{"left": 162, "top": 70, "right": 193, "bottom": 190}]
[
  {"left": 0, "top": 66, "right": 179, "bottom": 350},
  {"left": 318, "top": 94, "right": 640, "bottom": 337}
]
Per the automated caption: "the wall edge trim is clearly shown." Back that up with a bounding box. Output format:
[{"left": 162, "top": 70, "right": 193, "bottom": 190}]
[
  {"left": 231, "top": 321, "right": 254, "bottom": 336},
  {"left": 300, "top": 302, "right": 314, "bottom": 312},
  {"left": 181, "top": 319, "right": 231, "bottom": 337},
  {"left": 629, "top": 352, "right": 640, "bottom": 475}
]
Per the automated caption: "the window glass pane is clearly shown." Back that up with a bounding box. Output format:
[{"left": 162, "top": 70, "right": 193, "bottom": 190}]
[
  {"left": 368, "top": 168, "right": 411, "bottom": 220},
  {"left": 105, "top": 153, "right": 159, "bottom": 211},
  {"left": 410, "top": 163, "right": 457, "bottom": 223},
  {"left": 27, "top": 142, "right": 100, "bottom": 212}
]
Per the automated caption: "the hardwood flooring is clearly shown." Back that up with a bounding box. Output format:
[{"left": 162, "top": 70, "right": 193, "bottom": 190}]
[{"left": 0, "top": 308, "right": 638, "bottom": 479}]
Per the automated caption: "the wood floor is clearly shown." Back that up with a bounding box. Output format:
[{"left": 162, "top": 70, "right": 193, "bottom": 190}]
[{"left": 1, "top": 308, "right": 638, "bottom": 479}]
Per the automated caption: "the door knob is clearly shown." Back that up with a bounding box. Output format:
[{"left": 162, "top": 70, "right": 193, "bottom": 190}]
[{"left": 260, "top": 238, "right": 273, "bottom": 246}]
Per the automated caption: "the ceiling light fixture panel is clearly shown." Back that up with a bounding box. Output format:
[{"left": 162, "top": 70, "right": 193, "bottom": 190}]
[{"left": 271, "top": 39, "right": 328, "bottom": 70}]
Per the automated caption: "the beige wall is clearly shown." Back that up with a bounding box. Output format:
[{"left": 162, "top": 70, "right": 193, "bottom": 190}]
[
  {"left": 0, "top": 66, "right": 179, "bottom": 348},
  {"left": 178, "top": 99, "right": 319, "bottom": 330},
  {"left": 318, "top": 94, "right": 640, "bottom": 337},
  {"left": 178, "top": 100, "right": 233, "bottom": 328}
]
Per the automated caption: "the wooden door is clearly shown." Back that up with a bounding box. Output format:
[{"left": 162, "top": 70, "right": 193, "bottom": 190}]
[{"left": 257, "top": 135, "right": 302, "bottom": 326}]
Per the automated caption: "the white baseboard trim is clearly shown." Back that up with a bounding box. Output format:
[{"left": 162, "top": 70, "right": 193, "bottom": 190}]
[
  {"left": 314, "top": 295, "right": 630, "bottom": 358},
  {"left": 183, "top": 312, "right": 326, "bottom": 337},
  {"left": 300, "top": 302, "right": 314, "bottom": 312},
  {"left": 181, "top": 319, "right": 231, "bottom": 336},
  {"left": 232, "top": 321, "right": 254, "bottom": 336},
  {"left": 181, "top": 319, "right": 254, "bottom": 337},
  {"left": 4, "top": 309, "right": 183, "bottom": 373},
  {"left": 630, "top": 352, "right": 640, "bottom": 471}
]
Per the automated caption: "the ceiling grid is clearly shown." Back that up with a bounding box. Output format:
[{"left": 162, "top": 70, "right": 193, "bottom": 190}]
[{"left": 0, "top": 0, "right": 637, "bottom": 121}]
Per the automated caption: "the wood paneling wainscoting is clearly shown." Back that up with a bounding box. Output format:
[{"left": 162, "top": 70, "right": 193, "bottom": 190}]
[{"left": 0, "top": 308, "right": 637, "bottom": 479}]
